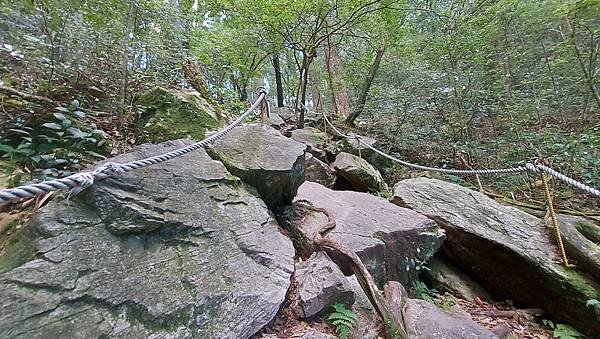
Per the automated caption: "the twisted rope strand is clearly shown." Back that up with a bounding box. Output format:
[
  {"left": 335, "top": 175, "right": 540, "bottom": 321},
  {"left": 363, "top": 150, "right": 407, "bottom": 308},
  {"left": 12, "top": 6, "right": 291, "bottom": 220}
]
[
  {"left": 0, "top": 92, "right": 266, "bottom": 205},
  {"left": 321, "top": 111, "right": 600, "bottom": 197}
]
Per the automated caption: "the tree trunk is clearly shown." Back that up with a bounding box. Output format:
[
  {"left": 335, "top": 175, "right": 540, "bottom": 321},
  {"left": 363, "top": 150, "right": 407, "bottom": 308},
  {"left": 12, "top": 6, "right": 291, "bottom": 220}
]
[
  {"left": 272, "top": 53, "right": 285, "bottom": 107},
  {"left": 120, "top": 0, "right": 135, "bottom": 119},
  {"left": 297, "top": 51, "right": 314, "bottom": 129},
  {"left": 310, "top": 73, "right": 323, "bottom": 113},
  {"left": 182, "top": 59, "right": 213, "bottom": 103},
  {"left": 346, "top": 40, "right": 386, "bottom": 125},
  {"left": 325, "top": 37, "right": 349, "bottom": 118},
  {"left": 566, "top": 17, "right": 600, "bottom": 111}
]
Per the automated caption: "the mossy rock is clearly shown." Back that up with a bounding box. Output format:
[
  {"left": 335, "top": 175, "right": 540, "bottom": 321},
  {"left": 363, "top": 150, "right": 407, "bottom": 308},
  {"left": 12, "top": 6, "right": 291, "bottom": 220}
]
[{"left": 134, "top": 87, "right": 221, "bottom": 143}]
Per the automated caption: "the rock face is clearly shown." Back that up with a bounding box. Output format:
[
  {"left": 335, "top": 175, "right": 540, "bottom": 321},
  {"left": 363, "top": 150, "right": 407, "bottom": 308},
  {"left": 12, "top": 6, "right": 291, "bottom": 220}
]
[
  {"left": 294, "top": 252, "right": 354, "bottom": 318},
  {"left": 294, "top": 181, "right": 444, "bottom": 285},
  {"left": 422, "top": 256, "right": 493, "bottom": 302},
  {"left": 392, "top": 178, "right": 600, "bottom": 335},
  {"left": 404, "top": 299, "right": 498, "bottom": 339},
  {"left": 556, "top": 214, "right": 600, "bottom": 282},
  {"left": 305, "top": 153, "right": 336, "bottom": 188},
  {"left": 291, "top": 127, "right": 328, "bottom": 160},
  {"left": 209, "top": 124, "right": 307, "bottom": 209},
  {"left": 332, "top": 152, "right": 388, "bottom": 192},
  {"left": 267, "top": 113, "right": 285, "bottom": 129},
  {"left": 0, "top": 140, "right": 295, "bottom": 339},
  {"left": 135, "top": 87, "right": 221, "bottom": 143}
]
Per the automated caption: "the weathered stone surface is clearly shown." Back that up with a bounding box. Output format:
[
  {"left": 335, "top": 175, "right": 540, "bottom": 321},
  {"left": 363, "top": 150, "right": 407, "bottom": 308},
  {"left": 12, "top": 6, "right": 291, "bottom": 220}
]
[
  {"left": 271, "top": 106, "right": 294, "bottom": 121},
  {"left": 422, "top": 256, "right": 494, "bottom": 302},
  {"left": 0, "top": 140, "right": 295, "bottom": 339},
  {"left": 556, "top": 214, "right": 600, "bottom": 282},
  {"left": 209, "top": 124, "right": 307, "bottom": 208},
  {"left": 294, "top": 181, "right": 444, "bottom": 286},
  {"left": 294, "top": 252, "right": 354, "bottom": 318},
  {"left": 267, "top": 113, "right": 285, "bottom": 128},
  {"left": 134, "top": 87, "right": 221, "bottom": 143},
  {"left": 291, "top": 127, "right": 328, "bottom": 160},
  {"left": 305, "top": 154, "right": 336, "bottom": 188},
  {"left": 392, "top": 178, "right": 600, "bottom": 335},
  {"left": 301, "top": 329, "right": 337, "bottom": 339},
  {"left": 404, "top": 299, "right": 498, "bottom": 339},
  {"left": 332, "top": 152, "right": 388, "bottom": 192}
]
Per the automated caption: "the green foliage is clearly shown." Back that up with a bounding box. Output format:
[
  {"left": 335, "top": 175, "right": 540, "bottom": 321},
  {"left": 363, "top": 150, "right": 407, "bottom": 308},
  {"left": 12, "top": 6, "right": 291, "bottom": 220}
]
[
  {"left": 327, "top": 303, "right": 357, "bottom": 339},
  {"left": 410, "top": 280, "right": 437, "bottom": 303},
  {"left": 542, "top": 320, "right": 585, "bottom": 339},
  {"left": 0, "top": 102, "right": 108, "bottom": 184}
]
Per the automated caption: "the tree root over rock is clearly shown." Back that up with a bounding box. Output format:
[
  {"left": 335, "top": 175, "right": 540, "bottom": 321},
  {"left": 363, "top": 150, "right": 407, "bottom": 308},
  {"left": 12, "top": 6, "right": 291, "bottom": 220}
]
[{"left": 297, "top": 202, "right": 409, "bottom": 339}]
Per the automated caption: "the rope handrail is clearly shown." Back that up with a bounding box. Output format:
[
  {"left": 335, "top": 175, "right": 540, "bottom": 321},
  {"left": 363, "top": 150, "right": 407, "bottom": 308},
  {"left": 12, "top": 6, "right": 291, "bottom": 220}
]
[
  {"left": 320, "top": 111, "right": 600, "bottom": 198},
  {"left": 0, "top": 91, "right": 268, "bottom": 205}
]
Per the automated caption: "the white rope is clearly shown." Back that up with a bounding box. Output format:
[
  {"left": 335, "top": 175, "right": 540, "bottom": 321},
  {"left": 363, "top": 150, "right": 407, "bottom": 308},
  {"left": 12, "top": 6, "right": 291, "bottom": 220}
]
[
  {"left": 0, "top": 91, "right": 267, "bottom": 205},
  {"left": 321, "top": 111, "right": 600, "bottom": 197}
]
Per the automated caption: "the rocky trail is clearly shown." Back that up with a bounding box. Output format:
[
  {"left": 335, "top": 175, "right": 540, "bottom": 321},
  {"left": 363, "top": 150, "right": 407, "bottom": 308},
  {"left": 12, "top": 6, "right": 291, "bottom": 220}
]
[{"left": 0, "top": 107, "right": 598, "bottom": 339}]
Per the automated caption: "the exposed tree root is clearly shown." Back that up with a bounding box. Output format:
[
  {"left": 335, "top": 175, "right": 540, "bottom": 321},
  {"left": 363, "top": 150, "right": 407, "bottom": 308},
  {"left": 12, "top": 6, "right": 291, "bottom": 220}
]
[{"left": 297, "top": 202, "right": 409, "bottom": 339}]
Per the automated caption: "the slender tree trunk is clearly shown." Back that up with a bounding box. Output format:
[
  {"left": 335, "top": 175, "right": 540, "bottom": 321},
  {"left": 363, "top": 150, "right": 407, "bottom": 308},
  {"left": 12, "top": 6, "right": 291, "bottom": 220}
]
[
  {"left": 310, "top": 70, "right": 323, "bottom": 113},
  {"left": 566, "top": 17, "right": 600, "bottom": 111},
  {"left": 120, "top": 0, "right": 135, "bottom": 119},
  {"left": 272, "top": 53, "right": 285, "bottom": 107},
  {"left": 346, "top": 40, "right": 386, "bottom": 125},
  {"left": 325, "top": 37, "right": 349, "bottom": 118},
  {"left": 297, "top": 51, "right": 314, "bottom": 129}
]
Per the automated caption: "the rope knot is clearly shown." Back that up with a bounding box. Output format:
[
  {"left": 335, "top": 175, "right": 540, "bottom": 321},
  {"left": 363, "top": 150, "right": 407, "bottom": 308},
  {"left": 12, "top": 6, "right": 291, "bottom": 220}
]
[
  {"left": 96, "top": 162, "right": 126, "bottom": 175},
  {"left": 67, "top": 172, "right": 96, "bottom": 200}
]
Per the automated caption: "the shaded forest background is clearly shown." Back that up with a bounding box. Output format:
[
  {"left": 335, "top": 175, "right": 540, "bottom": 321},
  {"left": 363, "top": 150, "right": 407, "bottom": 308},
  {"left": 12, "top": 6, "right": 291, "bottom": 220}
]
[{"left": 0, "top": 0, "right": 599, "bottom": 210}]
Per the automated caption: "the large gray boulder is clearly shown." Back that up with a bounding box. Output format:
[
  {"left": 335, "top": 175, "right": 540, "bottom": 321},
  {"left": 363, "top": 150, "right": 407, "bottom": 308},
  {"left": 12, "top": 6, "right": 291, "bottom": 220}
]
[
  {"left": 305, "top": 153, "right": 336, "bottom": 188},
  {"left": 392, "top": 177, "right": 600, "bottom": 335},
  {"left": 332, "top": 152, "right": 388, "bottom": 193},
  {"left": 209, "top": 124, "right": 307, "bottom": 208},
  {"left": 294, "top": 252, "right": 354, "bottom": 318},
  {"left": 0, "top": 140, "right": 295, "bottom": 339},
  {"left": 556, "top": 214, "right": 600, "bottom": 282},
  {"left": 294, "top": 181, "right": 444, "bottom": 286}
]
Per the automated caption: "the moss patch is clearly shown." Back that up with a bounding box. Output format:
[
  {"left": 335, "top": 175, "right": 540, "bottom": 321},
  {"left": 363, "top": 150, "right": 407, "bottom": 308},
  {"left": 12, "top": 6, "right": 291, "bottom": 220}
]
[{"left": 134, "top": 87, "right": 221, "bottom": 144}]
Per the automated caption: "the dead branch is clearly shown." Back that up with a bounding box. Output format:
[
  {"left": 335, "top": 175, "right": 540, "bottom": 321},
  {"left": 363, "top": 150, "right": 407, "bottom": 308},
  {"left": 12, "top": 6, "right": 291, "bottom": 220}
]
[{"left": 0, "top": 85, "right": 57, "bottom": 105}]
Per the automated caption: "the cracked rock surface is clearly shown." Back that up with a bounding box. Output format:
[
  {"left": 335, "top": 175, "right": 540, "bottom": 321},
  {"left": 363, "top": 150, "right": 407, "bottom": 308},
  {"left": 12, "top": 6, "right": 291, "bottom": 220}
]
[
  {"left": 0, "top": 140, "right": 295, "bottom": 339},
  {"left": 209, "top": 124, "right": 307, "bottom": 209},
  {"left": 294, "top": 181, "right": 444, "bottom": 286}
]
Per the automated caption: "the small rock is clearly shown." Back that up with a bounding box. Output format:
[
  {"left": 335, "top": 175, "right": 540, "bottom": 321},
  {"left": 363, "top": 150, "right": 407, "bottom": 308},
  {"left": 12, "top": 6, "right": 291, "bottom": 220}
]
[
  {"left": 331, "top": 152, "right": 388, "bottom": 192},
  {"left": 404, "top": 299, "right": 499, "bottom": 338},
  {"left": 291, "top": 127, "right": 328, "bottom": 161},
  {"left": 490, "top": 323, "right": 512, "bottom": 338},
  {"left": 305, "top": 154, "right": 336, "bottom": 188},
  {"left": 294, "top": 252, "right": 355, "bottom": 318},
  {"left": 267, "top": 113, "right": 285, "bottom": 128},
  {"left": 301, "top": 329, "right": 337, "bottom": 339}
]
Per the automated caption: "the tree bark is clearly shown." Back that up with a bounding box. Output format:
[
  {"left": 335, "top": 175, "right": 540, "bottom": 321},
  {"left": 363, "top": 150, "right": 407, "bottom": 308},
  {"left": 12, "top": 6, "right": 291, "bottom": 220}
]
[
  {"left": 325, "top": 37, "right": 349, "bottom": 118},
  {"left": 297, "top": 50, "right": 314, "bottom": 129},
  {"left": 566, "top": 16, "right": 600, "bottom": 111},
  {"left": 182, "top": 59, "right": 214, "bottom": 103},
  {"left": 120, "top": 0, "right": 135, "bottom": 119},
  {"left": 272, "top": 53, "right": 285, "bottom": 107},
  {"left": 346, "top": 40, "right": 386, "bottom": 125}
]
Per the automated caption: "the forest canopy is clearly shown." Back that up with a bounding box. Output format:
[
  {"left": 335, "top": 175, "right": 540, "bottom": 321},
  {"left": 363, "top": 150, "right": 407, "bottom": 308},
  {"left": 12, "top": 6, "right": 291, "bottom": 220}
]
[{"left": 0, "top": 0, "right": 599, "bottom": 208}]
